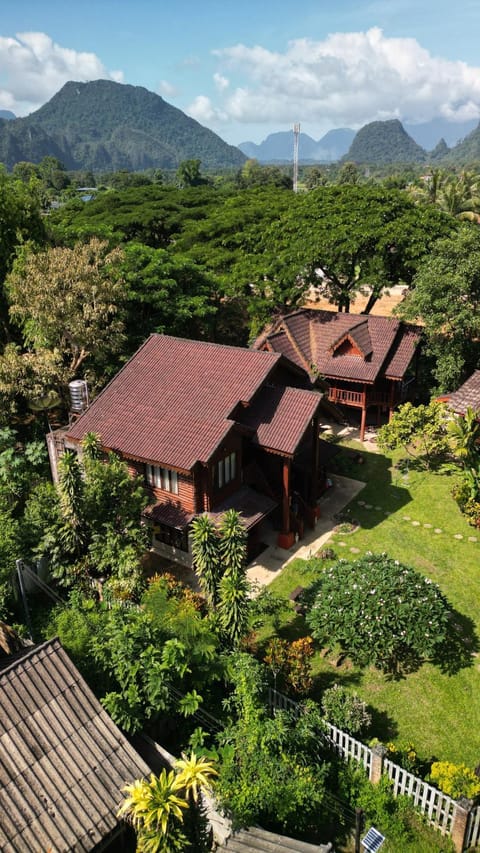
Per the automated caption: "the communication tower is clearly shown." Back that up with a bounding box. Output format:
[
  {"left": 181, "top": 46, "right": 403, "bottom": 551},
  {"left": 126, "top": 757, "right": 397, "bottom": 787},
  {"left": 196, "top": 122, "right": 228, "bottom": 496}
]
[{"left": 293, "top": 122, "right": 300, "bottom": 192}]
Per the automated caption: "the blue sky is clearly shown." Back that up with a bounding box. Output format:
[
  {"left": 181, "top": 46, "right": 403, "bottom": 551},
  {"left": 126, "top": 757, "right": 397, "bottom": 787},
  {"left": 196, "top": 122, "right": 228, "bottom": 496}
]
[{"left": 1, "top": 0, "right": 480, "bottom": 144}]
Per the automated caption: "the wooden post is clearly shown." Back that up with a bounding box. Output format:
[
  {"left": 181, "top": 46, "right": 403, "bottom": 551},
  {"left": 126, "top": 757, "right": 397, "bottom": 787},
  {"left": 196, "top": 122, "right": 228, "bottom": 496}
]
[
  {"left": 277, "top": 457, "right": 295, "bottom": 549},
  {"left": 360, "top": 401, "right": 367, "bottom": 442},
  {"left": 388, "top": 380, "right": 396, "bottom": 422},
  {"left": 310, "top": 415, "right": 320, "bottom": 505},
  {"left": 369, "top": 743, "right": 387, "bottom": 784},
  {"left": 451, "top": 797, "right": 473, "bottom": 853}
]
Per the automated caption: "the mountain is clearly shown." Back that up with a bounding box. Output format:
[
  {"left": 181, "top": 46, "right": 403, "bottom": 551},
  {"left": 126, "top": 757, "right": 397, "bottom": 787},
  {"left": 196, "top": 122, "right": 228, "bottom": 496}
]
[
  {"left": 0, "top": 80, "right": 246, "bottom": 172},
  {"left": 0, "top": 110, "right": 15, "bottom": 120},
  {"left": 343, "top": 119, "right": 426, "bottom": 164},
  {"left": 430, "top": 138, "right": 450, "bottom": 160},
  {"left": 238, "top": 128, "right": 355, "bottom": 163},
  {"left": 404, "top": 117, "right": 477, "bottom": 151},
  {"left": 444, "top": 121, "right": 480, "bottom": 164}
]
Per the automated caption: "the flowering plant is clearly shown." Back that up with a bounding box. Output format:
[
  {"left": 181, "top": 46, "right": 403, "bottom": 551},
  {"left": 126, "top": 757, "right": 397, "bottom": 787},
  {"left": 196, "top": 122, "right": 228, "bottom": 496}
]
[{"left": 306, "top": 553, "right": 450, "bottom": 674}]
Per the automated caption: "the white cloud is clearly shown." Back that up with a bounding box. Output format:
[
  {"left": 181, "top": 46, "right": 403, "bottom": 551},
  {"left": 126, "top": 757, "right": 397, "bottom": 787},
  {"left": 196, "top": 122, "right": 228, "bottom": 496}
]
[
  {"left": 186, "top": 94, "right": 228, "bottom": 124},
  {"left": 212, "top": 28, "right": 480, "bottom": 128},
  {"left": 157, "top": 79, "right": 180, "bottom": 98},
  {"left": 0, "top": 31, "right": 124, "bottom": 115},
  {"left": 213, "top": 72, "right": 229, "bottom": 92}
]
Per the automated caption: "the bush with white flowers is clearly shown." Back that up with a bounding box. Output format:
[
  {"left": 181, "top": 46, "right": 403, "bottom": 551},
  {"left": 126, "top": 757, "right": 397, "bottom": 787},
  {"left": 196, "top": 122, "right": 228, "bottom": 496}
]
[{"left": 306, "top": 553, "right": 450, "bottom": 674}]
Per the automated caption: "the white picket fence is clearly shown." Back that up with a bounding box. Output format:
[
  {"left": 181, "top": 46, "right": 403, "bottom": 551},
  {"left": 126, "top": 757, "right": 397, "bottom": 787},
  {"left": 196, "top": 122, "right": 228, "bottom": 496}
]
[
  {"left": 268, "top": 688, "right": 480, "bottom": 848},
  {"left": 325, "top": 722, "right": 373, "bottom": 776},
  {"left": 384, "top": 758, "right": 456, "bottom": 835},
  {"left": 466, "top": 805, "right": 480, "bottom": 849}
]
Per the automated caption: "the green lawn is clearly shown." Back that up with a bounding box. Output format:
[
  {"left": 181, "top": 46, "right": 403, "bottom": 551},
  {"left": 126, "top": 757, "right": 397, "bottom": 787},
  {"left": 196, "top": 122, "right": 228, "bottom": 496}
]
[{"left": 265, "top": 441, "right": 480, "bottom": 767}]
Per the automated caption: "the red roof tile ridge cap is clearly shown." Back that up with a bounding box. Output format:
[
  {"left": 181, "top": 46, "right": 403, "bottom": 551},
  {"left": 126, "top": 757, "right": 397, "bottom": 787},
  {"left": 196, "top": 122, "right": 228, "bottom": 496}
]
[{"left": 150, "top": 332, "right": 282, "bottom": 359}]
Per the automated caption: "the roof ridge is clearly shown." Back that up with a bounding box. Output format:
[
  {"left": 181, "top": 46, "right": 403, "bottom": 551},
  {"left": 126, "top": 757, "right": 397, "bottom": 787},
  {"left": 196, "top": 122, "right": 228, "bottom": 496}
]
[
  {"left": 282, "top": 317, "right": 312, "bottom": 375},
  {"left": 0, "top": 636, "right": 59, "bottom": 676}
]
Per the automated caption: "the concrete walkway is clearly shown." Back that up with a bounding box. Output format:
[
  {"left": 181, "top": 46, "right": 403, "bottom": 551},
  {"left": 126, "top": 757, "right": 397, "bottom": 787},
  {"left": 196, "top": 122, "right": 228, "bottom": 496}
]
[{"left": 247, "top": 473, "right": 365, "bottom": 588}]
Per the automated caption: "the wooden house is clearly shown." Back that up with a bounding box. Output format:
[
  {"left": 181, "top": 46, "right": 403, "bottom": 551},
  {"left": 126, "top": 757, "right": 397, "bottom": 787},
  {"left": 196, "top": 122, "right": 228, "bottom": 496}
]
[
  {"left": 48, "top": 334, "right": 324, "bottom": 561},
  {"left": 255, "top": 309, "right": 422, "bottom": 440}
]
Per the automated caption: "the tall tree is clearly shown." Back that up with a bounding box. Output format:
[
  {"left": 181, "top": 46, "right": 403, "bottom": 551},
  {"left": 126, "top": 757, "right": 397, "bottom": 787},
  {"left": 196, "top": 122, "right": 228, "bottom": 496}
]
[
  {"left": 190, "top": 515, "right": 221, "bottom": 608},
  {"left": 3, "top": 238, "right": 125, "bottom": 412},
  {"left": 0, "top": 168, "right": 46, "bottom": 344},
  {"left": 398, "top": 226, "right": 480, "bottom": 389}
]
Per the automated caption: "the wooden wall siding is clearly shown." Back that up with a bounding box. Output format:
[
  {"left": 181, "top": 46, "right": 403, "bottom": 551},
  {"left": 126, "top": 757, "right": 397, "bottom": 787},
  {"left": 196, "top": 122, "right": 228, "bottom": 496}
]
[
  {"left": 149, "top": 471, "right": 196, "bottom": 512},
  {"left": 209, "top": 434, "right": 243, "bottom": 506},
  {"left": 334, "top": 338, "right": 363, "bottom": 358}
]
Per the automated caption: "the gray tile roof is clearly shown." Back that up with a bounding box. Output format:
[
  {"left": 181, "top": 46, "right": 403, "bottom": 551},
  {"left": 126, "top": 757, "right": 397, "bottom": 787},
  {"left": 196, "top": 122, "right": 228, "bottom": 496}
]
[
  {"left": 0, "top": 638, "right": 150, "bottom": 852},
  {"left": 446, "top": 370, "right": 480, "bottom": 415}
]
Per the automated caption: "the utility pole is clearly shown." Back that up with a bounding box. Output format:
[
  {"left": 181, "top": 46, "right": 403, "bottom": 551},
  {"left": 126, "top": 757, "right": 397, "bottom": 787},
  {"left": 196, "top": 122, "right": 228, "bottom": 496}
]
[
  {"left": 293, "top": 122, "right": 300, "bottom": 192},
  {"left": 16, "top": 559, "right": 33, "bottom": 640}
]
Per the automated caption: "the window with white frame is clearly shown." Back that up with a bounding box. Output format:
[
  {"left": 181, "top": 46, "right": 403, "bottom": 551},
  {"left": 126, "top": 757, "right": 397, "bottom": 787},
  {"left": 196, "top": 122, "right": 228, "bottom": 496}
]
[
  {"left": 146, "top": 464, "right": 179, "bottom": 494},
  {"left": 217, "top": 451, "right": 236, "bottom": 489}
]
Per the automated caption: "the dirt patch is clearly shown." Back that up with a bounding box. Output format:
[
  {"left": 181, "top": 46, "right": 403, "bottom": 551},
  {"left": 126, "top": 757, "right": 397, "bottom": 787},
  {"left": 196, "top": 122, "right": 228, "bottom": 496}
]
[{"left": 304, "top": 284, "right": 407, "bottom": 317}]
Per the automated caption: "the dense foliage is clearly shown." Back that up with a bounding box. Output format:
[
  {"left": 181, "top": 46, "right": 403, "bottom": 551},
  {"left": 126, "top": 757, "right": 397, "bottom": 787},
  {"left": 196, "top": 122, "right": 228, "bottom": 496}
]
[
  {"left": 306, "top": 554, "right": 451, "bottom": 674},
  {"left": 210, "top": 654, "right": 329, "bottom": 833},
  {"left": 377, "top": 401, "right": 449, "bottom": 468},
  {"left": 399, "top": 226, "right": 480, "bottom": 389}
]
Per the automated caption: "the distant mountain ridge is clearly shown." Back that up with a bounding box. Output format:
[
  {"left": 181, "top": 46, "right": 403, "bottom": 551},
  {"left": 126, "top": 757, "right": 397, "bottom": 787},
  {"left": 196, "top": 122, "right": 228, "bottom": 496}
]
[
  {"left": 0, "top": 110, "right": 15, "bottom": 120},
  {"left": 0, "top": 80, "right": 246, "bottom": 172},
  {"left": 239, "top": 128, "right": 355, "bottom": 162},
  {"left": 240, "top": 118, "right": 478, "bottom": 164}
]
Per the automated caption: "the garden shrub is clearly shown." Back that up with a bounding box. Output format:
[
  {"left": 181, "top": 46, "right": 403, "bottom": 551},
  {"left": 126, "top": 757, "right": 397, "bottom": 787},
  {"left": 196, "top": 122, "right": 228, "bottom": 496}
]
[
  {"left": 321, "top": 684, "right": 372, "bottom": 736},
  {"left": 430, "top": 761, "right": 480, "bottom": 799},
  {"left": 306, "top": 553, "right": 451, "bottom": 674}
]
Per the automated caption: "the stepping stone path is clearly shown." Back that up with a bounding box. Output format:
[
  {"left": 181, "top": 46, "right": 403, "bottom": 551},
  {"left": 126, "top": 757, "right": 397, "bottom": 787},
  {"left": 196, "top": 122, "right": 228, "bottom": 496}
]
[
  {"left": 350, "top": 547, "right": 360, "bottom": 554},
  {"left": 339, "top": 501, "right": 477, "bottom": 545}
]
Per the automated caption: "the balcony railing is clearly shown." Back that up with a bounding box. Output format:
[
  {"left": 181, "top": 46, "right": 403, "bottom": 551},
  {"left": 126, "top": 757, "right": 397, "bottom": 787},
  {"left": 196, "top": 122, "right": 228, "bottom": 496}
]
[{"left": 327, "top": 387, "right": 393, "bottom": 407}]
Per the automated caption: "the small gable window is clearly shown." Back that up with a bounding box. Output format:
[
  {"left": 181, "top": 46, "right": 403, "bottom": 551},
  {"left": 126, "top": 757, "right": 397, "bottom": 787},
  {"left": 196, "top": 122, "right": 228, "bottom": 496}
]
[{"left": 146, "top": 464, "right": 179, "bottom": 495}]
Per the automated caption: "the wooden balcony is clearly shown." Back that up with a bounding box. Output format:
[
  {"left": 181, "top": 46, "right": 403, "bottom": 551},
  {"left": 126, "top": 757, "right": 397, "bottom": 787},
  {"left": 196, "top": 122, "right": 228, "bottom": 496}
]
[{"left": 327, "top": 387, "right": 394, "bottom": 408}]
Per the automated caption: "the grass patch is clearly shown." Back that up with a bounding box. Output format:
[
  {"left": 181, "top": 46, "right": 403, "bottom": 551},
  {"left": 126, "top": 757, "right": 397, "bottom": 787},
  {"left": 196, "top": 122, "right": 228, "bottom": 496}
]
[{"left": 265, "top": 441, "right": 480, "bottom": 766}]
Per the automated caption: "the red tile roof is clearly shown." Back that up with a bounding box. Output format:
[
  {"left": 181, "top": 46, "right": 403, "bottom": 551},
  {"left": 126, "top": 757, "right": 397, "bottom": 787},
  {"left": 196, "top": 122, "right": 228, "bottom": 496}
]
[
  {"left": 239, "top": 385, "right": 322, "bottom": 456},
  {"left": 258, "top": 310, "right": 421, "bottom": 384},
  {"left": 67, "top": 335, "right": 312, "bottom": 469},
  {"left": 143, "top": 501, "right": 195, "bottom": 529}
]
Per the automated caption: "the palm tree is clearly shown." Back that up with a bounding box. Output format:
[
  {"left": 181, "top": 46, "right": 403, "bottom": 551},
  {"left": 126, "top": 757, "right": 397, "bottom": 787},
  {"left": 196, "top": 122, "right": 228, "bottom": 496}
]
[
  {"left": 448, "top": 407, "right": 480, "bottom": 470},
  {"left": 218, "top": 508, "right": 247, "bottom": 580},
  {"left": 217, "top": 570, "right": 251, "bottom": 648},
  {"left": 174, "top": 752, "right": 217, "bottom": 852},
  {"left": 174, "top": 752, "right": 217, "bottom": 803},
  {"left": 190, "top": 514, "right": 220, "bottom": 608},
  {"left": 118, "top": 770, "right": 188, "bottom": 853}
]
